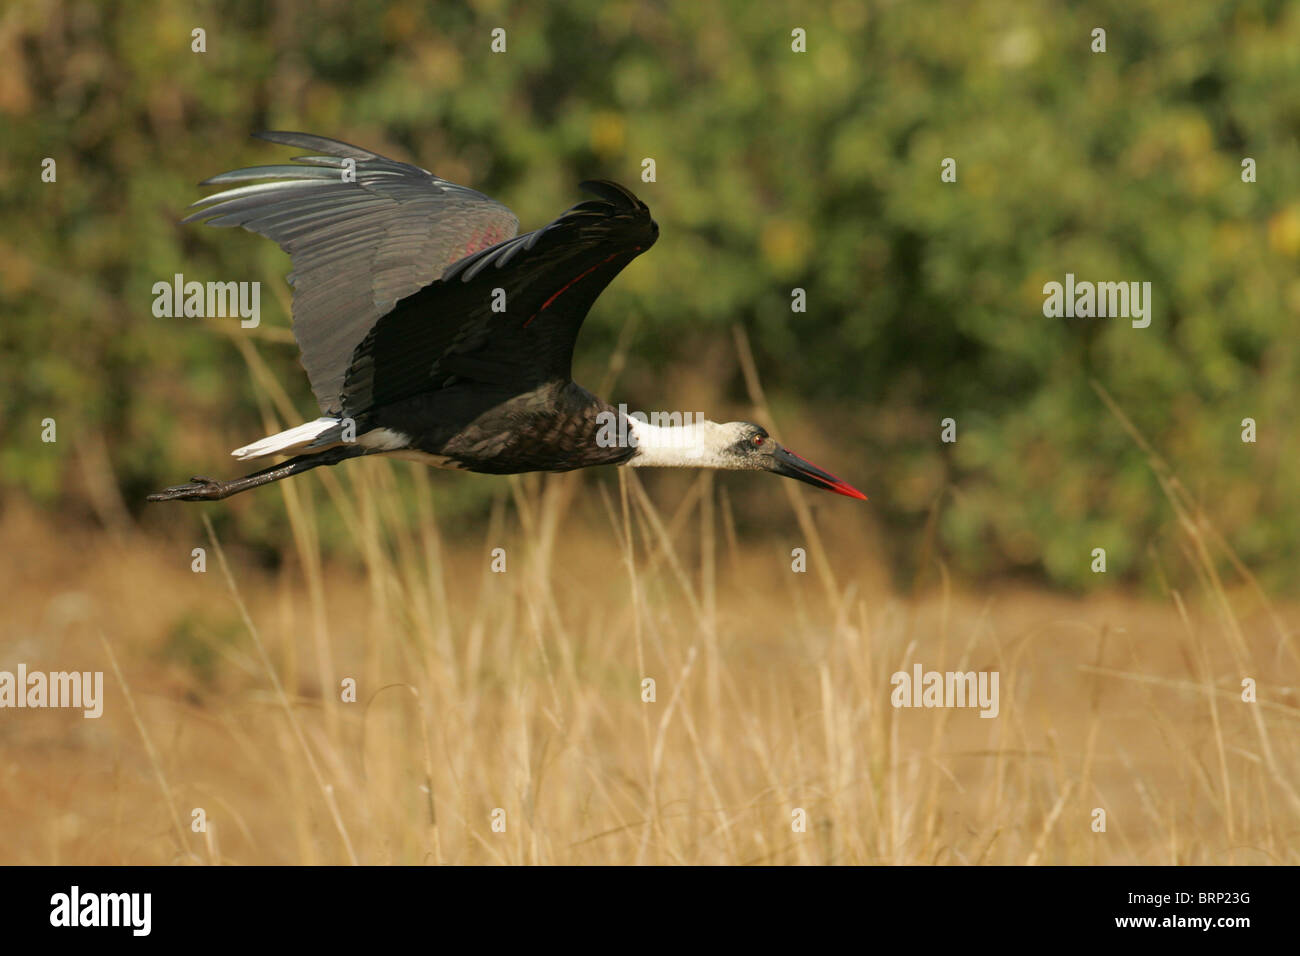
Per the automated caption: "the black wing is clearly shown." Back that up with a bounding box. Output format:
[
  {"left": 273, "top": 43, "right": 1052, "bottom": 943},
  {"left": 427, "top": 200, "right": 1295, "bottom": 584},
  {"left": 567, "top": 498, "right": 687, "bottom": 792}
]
[
  {"left": 183, "top": 132, "right": 520, "bottom": 413},
  {"left": 341, "top": 180, "right": 658, "bottom": 416}
]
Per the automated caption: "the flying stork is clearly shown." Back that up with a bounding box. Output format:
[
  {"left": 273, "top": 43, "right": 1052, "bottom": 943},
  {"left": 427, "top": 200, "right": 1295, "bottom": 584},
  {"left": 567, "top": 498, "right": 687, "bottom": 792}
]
[{"left": 148, "top": 132, "right": 866, "bottom": 503}]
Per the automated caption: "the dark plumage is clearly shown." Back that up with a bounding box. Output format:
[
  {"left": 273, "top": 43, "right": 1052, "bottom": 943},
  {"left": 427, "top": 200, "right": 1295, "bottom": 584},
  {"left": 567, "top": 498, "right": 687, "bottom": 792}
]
[{"left": 149, "top": 133, "right": 866, "bottom": 504}]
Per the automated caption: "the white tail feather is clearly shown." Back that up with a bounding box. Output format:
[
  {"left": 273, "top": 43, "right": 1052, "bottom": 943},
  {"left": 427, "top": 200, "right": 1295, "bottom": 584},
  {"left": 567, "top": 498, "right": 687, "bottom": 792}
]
[{"left": 232, "top": 417, "right": 339, "bottom": 461}]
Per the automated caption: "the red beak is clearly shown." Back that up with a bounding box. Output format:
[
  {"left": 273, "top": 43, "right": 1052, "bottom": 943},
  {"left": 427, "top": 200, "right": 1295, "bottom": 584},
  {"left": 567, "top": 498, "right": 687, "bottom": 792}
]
[{"left": 770, "top": 446, "right": 868, "bottom": 500}]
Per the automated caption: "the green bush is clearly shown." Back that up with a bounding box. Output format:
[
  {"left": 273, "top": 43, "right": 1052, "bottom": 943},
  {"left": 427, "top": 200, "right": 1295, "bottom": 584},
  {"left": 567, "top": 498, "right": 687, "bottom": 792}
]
[{"left": 2, "top": 0, "right": 1295, "bottom": 590}]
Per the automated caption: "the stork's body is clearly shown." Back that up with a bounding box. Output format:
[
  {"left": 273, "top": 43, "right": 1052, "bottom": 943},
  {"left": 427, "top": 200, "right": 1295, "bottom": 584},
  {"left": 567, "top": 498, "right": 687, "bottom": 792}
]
[{"left": 149, "top": 133, "right": 865, "bottom": 503}]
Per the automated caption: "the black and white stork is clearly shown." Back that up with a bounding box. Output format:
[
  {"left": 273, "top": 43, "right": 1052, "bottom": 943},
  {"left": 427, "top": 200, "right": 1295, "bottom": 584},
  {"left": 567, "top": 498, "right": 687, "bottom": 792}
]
[{"left": 148, "top": 132, "right": 866, "bottom": 503}]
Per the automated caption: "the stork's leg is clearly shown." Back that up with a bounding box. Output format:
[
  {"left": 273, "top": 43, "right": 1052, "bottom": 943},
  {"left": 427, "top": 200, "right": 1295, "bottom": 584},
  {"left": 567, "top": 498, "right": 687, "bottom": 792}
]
[{"left": 147, "top": 446, "right": 363, "bottom": 502}]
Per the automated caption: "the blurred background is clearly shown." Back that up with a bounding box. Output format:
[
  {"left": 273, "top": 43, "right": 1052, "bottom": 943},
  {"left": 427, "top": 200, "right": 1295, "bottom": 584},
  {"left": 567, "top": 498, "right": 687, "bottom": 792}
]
[
  {"left": 2, "top": 0, "right": 1296, "bottom": 589},
  {"left": 1, "top": 0, "right": 1298, "bottom": 865}
]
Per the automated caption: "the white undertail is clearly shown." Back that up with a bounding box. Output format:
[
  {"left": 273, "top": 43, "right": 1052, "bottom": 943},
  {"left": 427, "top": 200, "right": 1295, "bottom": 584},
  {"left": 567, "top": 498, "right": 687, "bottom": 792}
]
[{"left": 231, "top": 417, "right": 340, "bottom": 461}]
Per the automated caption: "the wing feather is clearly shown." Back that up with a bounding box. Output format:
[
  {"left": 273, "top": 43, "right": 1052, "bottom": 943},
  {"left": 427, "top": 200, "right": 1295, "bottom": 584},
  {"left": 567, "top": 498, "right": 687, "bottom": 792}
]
[
  {"left": 183, "top": 132, "right": 520, "bottom": 412},
  {"left": 342, "top": 180, "right": 658, "bottom": 415}
]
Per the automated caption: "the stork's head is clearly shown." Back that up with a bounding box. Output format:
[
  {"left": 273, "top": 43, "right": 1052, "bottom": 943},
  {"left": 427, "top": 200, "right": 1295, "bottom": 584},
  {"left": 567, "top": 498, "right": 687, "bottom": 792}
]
[{"left": 628, "top": 418, "right": 867, "bottom": 500}]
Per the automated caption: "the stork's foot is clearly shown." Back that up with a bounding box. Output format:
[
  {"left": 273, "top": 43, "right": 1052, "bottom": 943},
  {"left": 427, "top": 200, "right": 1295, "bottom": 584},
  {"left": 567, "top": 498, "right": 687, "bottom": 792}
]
[{"left": 146, "top": 476, "right": 230, "bottom": 502}]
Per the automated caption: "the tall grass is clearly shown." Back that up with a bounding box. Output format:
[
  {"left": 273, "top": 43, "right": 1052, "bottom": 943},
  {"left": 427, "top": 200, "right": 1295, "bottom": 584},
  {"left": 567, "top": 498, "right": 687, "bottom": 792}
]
[{"left": 1, "top": 346, "right": 1296, "bottom": 865}]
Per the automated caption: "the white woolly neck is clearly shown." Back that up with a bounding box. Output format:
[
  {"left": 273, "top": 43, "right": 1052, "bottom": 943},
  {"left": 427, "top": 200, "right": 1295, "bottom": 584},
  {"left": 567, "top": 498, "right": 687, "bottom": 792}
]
[{"left": 625, "top": 417, "right": 735, "bottom": 468}]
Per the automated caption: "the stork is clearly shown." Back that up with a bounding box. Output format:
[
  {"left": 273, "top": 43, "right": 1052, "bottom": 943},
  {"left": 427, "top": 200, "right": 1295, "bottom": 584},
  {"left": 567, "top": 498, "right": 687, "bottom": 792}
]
[{"left": 148, "top": 133, "right": 866, "bottom": 503}]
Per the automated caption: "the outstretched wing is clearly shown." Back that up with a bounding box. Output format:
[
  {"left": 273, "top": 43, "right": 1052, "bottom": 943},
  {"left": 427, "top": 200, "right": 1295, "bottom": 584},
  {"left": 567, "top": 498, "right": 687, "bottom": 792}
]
[
  {"left": 342, "top": 181, "right": 657, "bottom": 416},
  {"left": 183, "top": 132, "right": 520, "bottom": 413}
]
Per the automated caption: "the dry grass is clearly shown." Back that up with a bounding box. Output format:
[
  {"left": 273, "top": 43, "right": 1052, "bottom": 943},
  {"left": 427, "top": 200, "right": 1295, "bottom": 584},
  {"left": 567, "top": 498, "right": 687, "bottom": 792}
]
[
  {"left": 2, "top": 333, "right": 1297, "bottom": 865},
  {"left": 1, "top": 431, "right": 1297, "bottom": 864}
]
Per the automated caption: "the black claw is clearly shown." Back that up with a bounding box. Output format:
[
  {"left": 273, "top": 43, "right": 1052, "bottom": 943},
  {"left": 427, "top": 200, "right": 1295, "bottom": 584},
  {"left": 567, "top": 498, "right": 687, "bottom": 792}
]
[{"left": 147, "top": 476, "right": 227, "bottom": 502}]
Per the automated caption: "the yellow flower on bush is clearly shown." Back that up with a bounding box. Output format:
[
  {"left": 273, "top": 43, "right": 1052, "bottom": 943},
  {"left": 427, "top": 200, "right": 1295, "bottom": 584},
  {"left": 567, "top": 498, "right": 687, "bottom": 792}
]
[
  {"left": 1268, "top": 204, "right": 1300, "bottom": 258},
  {"left": 761, "top": 219, "right": 812, "bottom": 274},
  {"left": 589, "top": 112, "right": 625, "bottom": 158}
]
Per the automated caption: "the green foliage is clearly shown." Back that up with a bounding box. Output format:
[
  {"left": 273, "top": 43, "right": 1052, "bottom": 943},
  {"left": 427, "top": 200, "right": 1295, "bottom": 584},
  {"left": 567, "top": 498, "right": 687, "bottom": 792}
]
[{"left": 2, "top": 0, "right": 1296, "bottom": 590}]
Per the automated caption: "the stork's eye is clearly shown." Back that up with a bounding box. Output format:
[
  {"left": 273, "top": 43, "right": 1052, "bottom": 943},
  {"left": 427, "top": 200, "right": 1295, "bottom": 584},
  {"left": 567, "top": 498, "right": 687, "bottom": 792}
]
[{"left": 752, "top": 435, "right": 765, "bottom": 447}]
